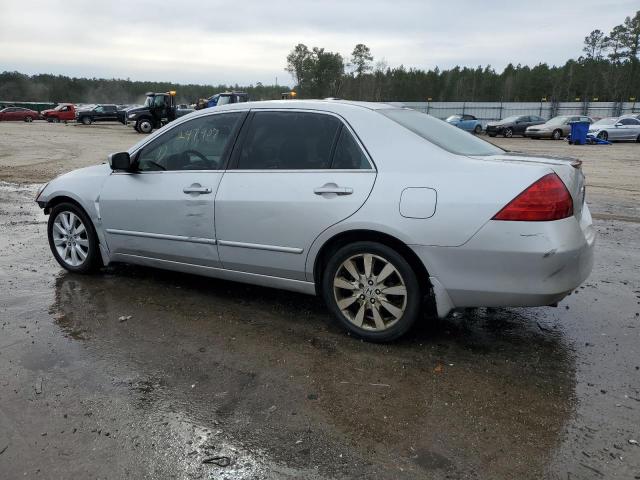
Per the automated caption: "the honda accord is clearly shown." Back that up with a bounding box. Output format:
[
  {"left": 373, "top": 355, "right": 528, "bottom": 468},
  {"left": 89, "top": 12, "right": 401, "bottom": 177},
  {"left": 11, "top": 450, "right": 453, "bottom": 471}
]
[{"left": 35, "top": 100, "right": 595, "bottom": 341}]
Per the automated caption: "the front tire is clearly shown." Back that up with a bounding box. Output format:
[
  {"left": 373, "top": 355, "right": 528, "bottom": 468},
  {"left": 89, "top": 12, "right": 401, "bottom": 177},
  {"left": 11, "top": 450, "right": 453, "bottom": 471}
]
[
  {"left": 322, "top": 242, "right": 422, "bottom": 342},
  {"left": 52, "top": 117, "right": 60, "bottom": 123},
  {"left": 24, "top": 116, "right": 33, "bottom": 122},
  {"left": 47, "top": 202, "right": 101, "bottom": 274},
  {"left": 81, "top": 116, "right": 92, "bottom": 125},
  {"left": 473, "top": 124, "right": 482, "bottom": 134},
  {"left": 597, "top": 131, "right": 608, "bottom": 141},
  {"left": 552, "top": 129, "right": 562, "bottom": 140},
  {"left": 136, "top": 118, "right": 153, "bottom": 134},
  {"left": 504, "top": 128, "right": 513, "bottom": 138}
]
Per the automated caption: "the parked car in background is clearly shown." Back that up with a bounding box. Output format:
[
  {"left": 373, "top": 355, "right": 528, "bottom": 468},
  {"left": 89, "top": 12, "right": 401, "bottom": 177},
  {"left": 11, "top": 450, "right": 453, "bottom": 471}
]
[
  {"left": 35, "top": 100, "right": 594, "bottom": 342},
  {"left": 76, "top": 104, "right": 120, "bottom": 125},
  {"left": 445, "top": 114, "right": 482, "bottom": 134},
  {"left": 0, "top": 107, "right": 39, "bottom": 122},
  {"left": 588, "top": 117, "right": 640, "bottom": 142},
  {"left": 41, "top": 104, "right": 76, "bottom": 123},
  {"left": 525, "top": 115, "right": 592, "bottom": 140},
  {"left": 486, "top": 115, "right": 546, "bottom": 137}
]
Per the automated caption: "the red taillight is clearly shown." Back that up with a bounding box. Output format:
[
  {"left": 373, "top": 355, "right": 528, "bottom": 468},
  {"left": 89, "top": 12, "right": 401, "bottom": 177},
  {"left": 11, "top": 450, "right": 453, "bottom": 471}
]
[{"left": 492, "top": 173, "right": 573, "bottom": 221}]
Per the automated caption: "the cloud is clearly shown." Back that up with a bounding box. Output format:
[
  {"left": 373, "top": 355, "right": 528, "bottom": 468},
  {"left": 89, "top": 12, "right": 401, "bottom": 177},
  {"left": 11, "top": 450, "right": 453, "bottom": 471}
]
[{"left": 0, "top": 0, "right": 636, "bottom": 85}]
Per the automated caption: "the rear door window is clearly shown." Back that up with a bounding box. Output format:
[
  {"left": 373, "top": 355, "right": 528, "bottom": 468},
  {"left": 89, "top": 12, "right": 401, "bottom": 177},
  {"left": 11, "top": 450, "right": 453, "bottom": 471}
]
[{"left": 235, "top": 111, "right": 341, "bottom": 169}]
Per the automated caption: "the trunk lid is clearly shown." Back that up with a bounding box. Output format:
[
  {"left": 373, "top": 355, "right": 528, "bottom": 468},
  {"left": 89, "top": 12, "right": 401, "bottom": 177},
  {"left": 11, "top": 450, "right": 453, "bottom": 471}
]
[{"left": 468, "top": 152, "right": 586, "bottom": 218}]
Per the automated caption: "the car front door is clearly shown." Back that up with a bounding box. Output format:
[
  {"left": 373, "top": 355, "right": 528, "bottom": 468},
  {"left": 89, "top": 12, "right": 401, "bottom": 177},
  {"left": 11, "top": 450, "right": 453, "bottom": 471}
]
[
  {"left": 3, "top": 108, "right": 17, "bottom": 120},
  {"left": 92, "top": 106, "right": 104, "bottom": 121},
  {"left": 514, "top": 116, "right": 529, "bottom": 134},
  {"left": 215, "top": 110, "right": 376, "bottom": 281},
  {"left": 99, "top": 111, "right": 246, "bottom": 267}
]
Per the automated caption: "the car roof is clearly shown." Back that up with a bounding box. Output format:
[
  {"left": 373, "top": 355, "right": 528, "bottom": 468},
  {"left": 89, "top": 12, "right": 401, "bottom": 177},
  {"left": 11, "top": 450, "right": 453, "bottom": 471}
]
[{"left": 187, "top": 99, "right": 397, "bottom": 119}]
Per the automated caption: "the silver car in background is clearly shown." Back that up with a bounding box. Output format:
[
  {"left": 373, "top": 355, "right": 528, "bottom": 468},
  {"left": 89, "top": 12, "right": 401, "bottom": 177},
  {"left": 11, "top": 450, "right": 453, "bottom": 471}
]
[
  {"left": 588, "top": 116, "right": 640, "bottom": 142},
  {"left": 36, "top": 100, "right": 595, "bottom": 341},
  {"left": 525, "top": 115, "right": 592, "bottom": 140}
]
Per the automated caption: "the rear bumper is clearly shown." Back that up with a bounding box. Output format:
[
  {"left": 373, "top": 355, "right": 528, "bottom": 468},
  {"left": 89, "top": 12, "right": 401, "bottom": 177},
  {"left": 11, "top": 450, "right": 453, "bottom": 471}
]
[{"left": 413, "top": 205, "right": 595, "bottom": 317}]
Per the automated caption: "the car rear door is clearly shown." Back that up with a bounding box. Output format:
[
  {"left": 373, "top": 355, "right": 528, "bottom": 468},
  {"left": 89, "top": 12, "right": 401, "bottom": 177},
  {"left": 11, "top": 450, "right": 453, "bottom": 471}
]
[
  {"left": 99, "top": 111, "right": 246, "bottom": 267},
  {"left": 459, "top": 115, "right": 473, "bottom": 131},
  {"left": 104, "top": 105, "right": 118, "bottom": 122},
  {"left": 619, "top": 118, "right": 640, "bottom": 139},
  {"left": 214, "top": 109, "right": 376, "bottom": 281}
]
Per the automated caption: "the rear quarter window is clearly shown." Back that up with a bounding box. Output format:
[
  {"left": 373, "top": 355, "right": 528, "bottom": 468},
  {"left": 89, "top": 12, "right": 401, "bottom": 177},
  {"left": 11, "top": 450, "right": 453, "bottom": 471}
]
[{"left": 379, "top": 109, "right": 503, "bottom": 156}]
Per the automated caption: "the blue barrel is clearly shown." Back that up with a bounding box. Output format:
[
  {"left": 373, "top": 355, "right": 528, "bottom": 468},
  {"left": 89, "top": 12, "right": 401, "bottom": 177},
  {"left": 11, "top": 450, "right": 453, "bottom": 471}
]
[{"left": 569, "top": 121, "right": 589, "bottom": 145}]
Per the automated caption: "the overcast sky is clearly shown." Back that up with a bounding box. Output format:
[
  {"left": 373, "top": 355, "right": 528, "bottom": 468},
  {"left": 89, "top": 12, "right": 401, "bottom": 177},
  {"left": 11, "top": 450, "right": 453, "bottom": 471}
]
[{"left": 0, "top": 0, "right": 637, "bottom": 86}]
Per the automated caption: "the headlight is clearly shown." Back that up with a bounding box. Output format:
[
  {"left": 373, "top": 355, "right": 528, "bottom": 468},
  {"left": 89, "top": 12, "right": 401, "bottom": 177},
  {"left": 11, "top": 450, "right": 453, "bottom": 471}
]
[{"left": 35, "top": 182, "right": 49, "bottom": 201}]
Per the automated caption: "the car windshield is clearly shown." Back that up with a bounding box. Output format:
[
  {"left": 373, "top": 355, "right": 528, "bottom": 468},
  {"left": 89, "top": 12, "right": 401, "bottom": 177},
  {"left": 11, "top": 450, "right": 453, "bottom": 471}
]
[
  {"left": 380, "top": 109, "right": 503, "bottom": 156},
  {"left": 547, "top": 116, "right": 569, "bottom": 125},
  {"left": 593, "top": 117, "right": 616, "bottom": 125},
  {"left": 143, "top": 97, "right": 154, "bottom": 108},
  {"left": 54, "top": 105, "right": 67, "bottom": 111},
  {"left": 446, "top": 115, "right": 461, "bottom": 121},
  {"left": 500, "top": 116, "right": 520, "bottom": 123}
]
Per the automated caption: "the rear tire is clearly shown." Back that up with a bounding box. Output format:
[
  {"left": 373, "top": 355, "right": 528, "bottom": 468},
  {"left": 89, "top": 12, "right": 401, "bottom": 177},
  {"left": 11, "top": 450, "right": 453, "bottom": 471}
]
[
  {"left": 636, "top": 134, "right": 640, "bottom": 143},
  {"left": 52, "top": 117, "right": 60, "bottom": 123},
  {"left": 473, "top": 124, "right": 482, "bottom": 134},
  {"left": 322, "top": 241, "right": 422, "bottom": 342},
  {"left": 552, "top": 129, "right": 562, "bottom": 140},
  {"left": 24, "top": 116, "right": 33, "bottom": 122},
  {"left": 47, "top": 202, "right": 102, "bottom": 274}
]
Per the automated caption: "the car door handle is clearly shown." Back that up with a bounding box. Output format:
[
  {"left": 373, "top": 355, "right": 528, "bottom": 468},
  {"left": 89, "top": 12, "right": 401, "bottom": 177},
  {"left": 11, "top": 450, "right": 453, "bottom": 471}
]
[
  {"left": 314, "top": 186, "right": 353, "bottom": 195},
  {"left": 183, "top": 186, "right": 212, "bottom": 194}
]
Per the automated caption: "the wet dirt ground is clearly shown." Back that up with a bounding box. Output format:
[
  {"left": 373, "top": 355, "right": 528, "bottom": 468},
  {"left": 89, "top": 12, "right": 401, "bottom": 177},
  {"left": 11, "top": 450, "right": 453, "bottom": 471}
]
[{"left": 1, "top": 122, "right": 639, "bottom": 479}]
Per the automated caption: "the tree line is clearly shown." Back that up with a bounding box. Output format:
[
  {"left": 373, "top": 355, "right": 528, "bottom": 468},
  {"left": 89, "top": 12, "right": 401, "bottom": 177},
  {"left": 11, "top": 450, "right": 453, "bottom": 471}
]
[
  {"left": 0, "top": 72, "right": 283, "bottom": 105},
  {"left": 286, "top": 10, "right": 640, "bottom": 102},
  {"left": 1, "top": 9, "right": 638, "bottom": 104}
]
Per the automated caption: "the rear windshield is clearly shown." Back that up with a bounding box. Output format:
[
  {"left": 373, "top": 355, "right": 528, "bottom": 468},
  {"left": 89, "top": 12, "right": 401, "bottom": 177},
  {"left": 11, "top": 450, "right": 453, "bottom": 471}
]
[{"left": 380, "top": 109, "right": 503, "bottom": 156}]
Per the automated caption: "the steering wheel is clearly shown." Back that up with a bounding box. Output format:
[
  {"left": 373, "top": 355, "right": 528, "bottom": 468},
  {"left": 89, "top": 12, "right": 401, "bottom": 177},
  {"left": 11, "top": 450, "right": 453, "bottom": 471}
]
[{"left": 183, "top": 150, "right": 208, "bottom": 163}]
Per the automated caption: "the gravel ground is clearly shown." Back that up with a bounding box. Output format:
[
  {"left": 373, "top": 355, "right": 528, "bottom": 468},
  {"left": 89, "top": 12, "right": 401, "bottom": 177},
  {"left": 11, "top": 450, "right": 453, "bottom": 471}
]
[{"left": 0, "top": 121, "right": 639, "bottom": 479}]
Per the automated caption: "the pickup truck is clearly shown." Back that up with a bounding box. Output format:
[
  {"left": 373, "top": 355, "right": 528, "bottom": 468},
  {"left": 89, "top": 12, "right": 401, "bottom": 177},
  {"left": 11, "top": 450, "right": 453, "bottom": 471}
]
[
  {"left": 41, "top": 104, "right": 76, "bottom": 123},
  {"left": 77, "top": 104, "right": 120, "bottom": 125}
]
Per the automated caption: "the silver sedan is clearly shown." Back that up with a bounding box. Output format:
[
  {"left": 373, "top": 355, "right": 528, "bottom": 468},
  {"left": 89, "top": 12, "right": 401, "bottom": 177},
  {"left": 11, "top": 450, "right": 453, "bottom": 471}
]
[
  {"left": 588, "top": 116, "right": 640, "bottom": 142},
  {"left": 36, "top": 100, "right": 595, "bottom": 341}
]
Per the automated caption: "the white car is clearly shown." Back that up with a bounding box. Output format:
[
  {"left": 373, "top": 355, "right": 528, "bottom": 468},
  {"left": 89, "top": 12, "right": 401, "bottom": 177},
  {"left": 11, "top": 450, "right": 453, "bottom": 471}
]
[{"left": 36, "top": 100, "right": 595, "bottom": 341}]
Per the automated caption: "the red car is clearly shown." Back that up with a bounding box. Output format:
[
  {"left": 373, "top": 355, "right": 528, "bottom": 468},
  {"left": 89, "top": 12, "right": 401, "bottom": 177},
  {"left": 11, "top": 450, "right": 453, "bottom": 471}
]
[
  {"left": 41, "top": 104, "right": 76, "bottom": 123},
  {"left": 0, "top": 107, "right": 40, "bottom": 122}
]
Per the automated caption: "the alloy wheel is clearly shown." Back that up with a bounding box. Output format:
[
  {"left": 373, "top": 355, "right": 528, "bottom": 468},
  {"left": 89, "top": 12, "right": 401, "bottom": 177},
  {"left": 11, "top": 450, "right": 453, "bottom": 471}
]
[
  {"left": 333, "top": 253, "right": 407, "bottom": 331},
  {"left": 52, "top": 211, "right": 90, "bottom": 267},
  {"left": 504, "top": 128, "right": 513, "bottom": 138}
]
